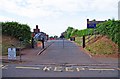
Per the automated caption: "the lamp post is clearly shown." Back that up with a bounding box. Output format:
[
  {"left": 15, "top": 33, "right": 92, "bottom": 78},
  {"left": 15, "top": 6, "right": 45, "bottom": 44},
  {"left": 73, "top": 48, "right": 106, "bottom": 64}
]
[{"left": 19, "top": 37, "right": 23, "bottom": 62}]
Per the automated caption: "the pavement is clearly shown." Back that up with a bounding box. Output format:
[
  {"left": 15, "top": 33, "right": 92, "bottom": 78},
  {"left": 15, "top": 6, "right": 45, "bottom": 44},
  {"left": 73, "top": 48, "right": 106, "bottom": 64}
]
[
  {"left": 1, "top": 39, "right": 119, "bottom": 77},
  {"left": 1, "top": 40, "right": 54, "bottom": 62}
]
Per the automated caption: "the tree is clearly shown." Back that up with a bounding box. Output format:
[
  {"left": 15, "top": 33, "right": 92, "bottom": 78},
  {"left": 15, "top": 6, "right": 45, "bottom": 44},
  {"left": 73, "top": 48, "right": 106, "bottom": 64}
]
[
  {"left": 65, "top": 27, "right": 74, "bottom": 38},
  {"left": 70, "top": 29, "right": 78, "bottom": 37},
  {"left": 2, "top": 22, "right": 31, "bottom": 44}
]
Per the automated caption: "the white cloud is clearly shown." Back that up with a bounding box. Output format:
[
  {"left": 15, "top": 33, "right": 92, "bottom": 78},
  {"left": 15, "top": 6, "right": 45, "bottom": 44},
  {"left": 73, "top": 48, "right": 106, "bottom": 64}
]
[
  {"left": 0, "top": 16, "right": 15, "bottom": 22},
  {"left": 91, "top": 0, "right": 119, "bottom": 12},
  {"left": 0, "top": 0, "right": 119, "bottom": 19},
  {"left": 0, "top": 0, "right": 62, "bottom": 18},
  {"left": 0, "top": 0, "right": 119, "bottom": 36}
]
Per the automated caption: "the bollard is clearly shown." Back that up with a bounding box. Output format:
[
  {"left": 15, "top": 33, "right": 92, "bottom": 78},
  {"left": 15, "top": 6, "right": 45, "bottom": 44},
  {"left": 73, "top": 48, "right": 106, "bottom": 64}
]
[
  {"left": 83, "top": 36, "right": 85, "bottom": 48},
  {"left": 31, "top": 37, "right": 34, "bottom": 48}
]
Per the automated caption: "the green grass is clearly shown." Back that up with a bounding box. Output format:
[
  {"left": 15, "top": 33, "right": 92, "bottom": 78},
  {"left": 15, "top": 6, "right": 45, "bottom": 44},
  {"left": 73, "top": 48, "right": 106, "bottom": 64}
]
[
  {"left": 75, "top": 37, "right": 82, "bottom": 46},
  {"left": 2, "top": 36, "right": 26, "bottom": 56},
  {"left": 74, "top": 35, "right": 118, "bottom": 55},
  {"left": 85, "top": 36, "right": 117, "bottom": 55},
  {"left": 85, "top": 35, "right": 95, "bottom": 43},
  {"left": 74, "top": 35, "right": 96, "bottom": 46}
]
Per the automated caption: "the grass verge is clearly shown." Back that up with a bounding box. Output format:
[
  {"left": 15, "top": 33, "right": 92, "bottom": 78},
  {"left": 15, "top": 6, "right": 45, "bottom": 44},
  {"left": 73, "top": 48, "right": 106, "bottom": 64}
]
[{"left": 85, "top": 36, "right": 118, "bottom": 56}]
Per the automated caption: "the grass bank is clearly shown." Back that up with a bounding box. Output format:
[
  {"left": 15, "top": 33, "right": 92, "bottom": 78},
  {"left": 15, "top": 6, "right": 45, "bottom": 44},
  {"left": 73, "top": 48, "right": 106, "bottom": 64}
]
[
  {"left": 2, "top": 35, "right": 26, "bottom": 55},
  {"left": 74, "top": 35, "right": 118, "bottom": 57}
]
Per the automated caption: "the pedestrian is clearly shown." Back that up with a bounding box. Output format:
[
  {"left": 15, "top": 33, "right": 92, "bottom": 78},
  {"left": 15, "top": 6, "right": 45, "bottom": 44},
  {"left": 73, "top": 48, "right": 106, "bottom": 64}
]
[{"left": 41, "top": 37, "right": 44, "bottom": 49}]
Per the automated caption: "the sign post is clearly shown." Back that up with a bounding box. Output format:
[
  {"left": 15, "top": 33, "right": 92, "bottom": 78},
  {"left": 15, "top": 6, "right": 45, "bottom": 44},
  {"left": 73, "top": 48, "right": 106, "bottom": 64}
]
[
  {"left": 60, "top": 34, "right": 65, "bottom": 49},
  {"left": 20, "top": 41, "right": 22, "bottom": 62},
  {"left": 63, "top": 38, "right": 64, "bottom": 48}
]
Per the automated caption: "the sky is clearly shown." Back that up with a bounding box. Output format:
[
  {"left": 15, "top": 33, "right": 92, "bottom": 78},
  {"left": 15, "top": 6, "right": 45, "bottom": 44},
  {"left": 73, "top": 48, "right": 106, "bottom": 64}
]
[{"left": 0, "top": 0, "right": 119, "bottom": 36}]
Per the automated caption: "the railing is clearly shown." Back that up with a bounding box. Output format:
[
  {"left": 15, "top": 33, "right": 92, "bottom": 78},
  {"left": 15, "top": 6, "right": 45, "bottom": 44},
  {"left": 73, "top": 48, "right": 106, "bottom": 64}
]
[{"left": 74, "top": 34, "right": 101, "bottom": 48}]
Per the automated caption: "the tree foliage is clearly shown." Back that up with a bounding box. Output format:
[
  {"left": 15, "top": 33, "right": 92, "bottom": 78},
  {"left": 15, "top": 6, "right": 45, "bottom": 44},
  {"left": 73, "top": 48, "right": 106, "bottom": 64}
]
[
  {"left": 1, "top": 22, "right": 31, "bottom": 43},
  {"left": 65, "top": 27, "right": 74, "bottom": 38},
  {"left": 96, "top": 19, "right": 120, "bottom": 44},
  {"left": 62, "top": 19, "right": 120, "bottom": 45},
  {"left": 63, "top": 27, "right": 94, "bottom": 38}
]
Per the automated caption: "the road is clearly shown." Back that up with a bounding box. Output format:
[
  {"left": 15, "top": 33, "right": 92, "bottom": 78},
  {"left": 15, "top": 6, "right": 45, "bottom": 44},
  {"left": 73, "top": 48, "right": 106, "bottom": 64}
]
[{"left": 2, "top": 40, "right": 119, "bottom": 78}]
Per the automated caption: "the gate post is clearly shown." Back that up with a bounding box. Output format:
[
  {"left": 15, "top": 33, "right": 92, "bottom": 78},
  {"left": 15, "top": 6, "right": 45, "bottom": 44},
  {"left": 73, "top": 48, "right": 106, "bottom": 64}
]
[
  {"left": 83, "top": 36, "right": 85, "bottom": 48},
  {"left": 31, "top": 37, "right": 34, "bottom": 48}
]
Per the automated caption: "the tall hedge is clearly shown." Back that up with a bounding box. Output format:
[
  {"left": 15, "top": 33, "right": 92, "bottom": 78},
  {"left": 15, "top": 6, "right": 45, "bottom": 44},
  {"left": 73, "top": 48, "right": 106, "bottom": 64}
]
[
  {"left": 1, "top": 22, "right": 31, "bottom": 43},
  {"left": 96, "top": 19, "right": 120, "bottom": 44},
  {"left": 63, "top": 19, "right": 119, "bottom": 46},
  {"left": 63, "top": 27, "right": 94, "bottom": 38}
]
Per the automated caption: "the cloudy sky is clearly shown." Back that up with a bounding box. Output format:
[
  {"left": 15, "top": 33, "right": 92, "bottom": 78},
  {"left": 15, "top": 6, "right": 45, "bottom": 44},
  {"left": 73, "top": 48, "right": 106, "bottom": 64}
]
[{"left": 0, "top": 0, "right": 119, "bottom": 36}]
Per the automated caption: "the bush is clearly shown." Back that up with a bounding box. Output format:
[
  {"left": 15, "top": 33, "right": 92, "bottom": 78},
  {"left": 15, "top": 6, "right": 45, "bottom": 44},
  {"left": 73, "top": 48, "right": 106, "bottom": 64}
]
[
  {"left": 62, "top": 19, "right": 120, "bottom": 48},
  {"left": 96, "top": 19, "right": 120, "bottom": 44},
  {"left": 1, "top": 22, "right": 31, "bottom": 45}
]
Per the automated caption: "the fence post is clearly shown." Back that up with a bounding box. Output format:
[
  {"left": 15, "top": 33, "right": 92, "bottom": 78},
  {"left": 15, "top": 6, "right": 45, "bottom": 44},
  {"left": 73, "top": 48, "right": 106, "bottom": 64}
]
[
  {"left": 94, "top": 28, "right": 96, "bottom": 38},
  {"left": 83, "top": 36, "right": 85, "bottom": 48}
]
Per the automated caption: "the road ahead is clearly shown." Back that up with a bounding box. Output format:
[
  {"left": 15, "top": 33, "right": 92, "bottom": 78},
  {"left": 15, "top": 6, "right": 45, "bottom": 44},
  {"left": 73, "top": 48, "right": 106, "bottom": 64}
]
[
  {"left": 32, "top": 40, "right": 98, "bottom": 64},
  {"left": 2, "top": 40, "right": 119, "bottom": 77}
]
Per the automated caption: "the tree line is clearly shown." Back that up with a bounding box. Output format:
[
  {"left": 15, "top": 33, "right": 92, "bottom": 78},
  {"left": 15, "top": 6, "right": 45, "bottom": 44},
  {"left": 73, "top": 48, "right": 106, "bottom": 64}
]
[
  {"left": 62, "top": 19, "right": 120, "bottom": 45},
  {"left": 1, "top": 22, "right": 31, "bottom": 44}
]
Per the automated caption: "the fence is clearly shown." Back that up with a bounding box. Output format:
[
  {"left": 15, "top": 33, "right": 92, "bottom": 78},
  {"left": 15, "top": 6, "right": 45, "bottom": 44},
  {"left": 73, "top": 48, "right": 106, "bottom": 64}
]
[{"left": 74, "top": 34, "right": 101, "bottom": 48}]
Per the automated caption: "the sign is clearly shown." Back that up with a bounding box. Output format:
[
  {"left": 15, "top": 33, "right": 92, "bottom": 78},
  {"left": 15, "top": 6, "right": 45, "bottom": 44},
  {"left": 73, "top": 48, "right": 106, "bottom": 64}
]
[
  {"left": 87, "top": 22, "right": 96, "bottom": 28},
  {"left": 8, "top": 48, "right": 16, "bottom": 60}
]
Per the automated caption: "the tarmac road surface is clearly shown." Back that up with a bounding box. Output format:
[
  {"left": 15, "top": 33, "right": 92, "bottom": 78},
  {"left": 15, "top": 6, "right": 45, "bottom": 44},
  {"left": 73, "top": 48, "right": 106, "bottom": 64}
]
[{"left": 2, "top": 40, "right": 119, "bottom": 77}]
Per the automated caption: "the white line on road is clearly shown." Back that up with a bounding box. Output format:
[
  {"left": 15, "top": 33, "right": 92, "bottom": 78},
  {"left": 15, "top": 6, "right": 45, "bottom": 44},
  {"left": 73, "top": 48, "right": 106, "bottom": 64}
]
[
  {"left": 0, "top": 65, "right": 3, "bottom": 68},
  {"left": 1, "top": 65, "right": 8, "bottom": 69},
  {"left": 37, "top": 42, "right": 54, "bottom": 55},
  {"left": 37, "top": 49, "right": 45, "bottom": 55},
  {"left": 16, "top": 66, "right": 40, "bottom": 70},
  {"left": 15, "top": 66, "right": 118, "bottom": 72},
  {"left": 89, "top": 68, "right": 115, "bottom": 71},
  {"left": 117, "top": 68, "right": 120, "bottom": 70}
]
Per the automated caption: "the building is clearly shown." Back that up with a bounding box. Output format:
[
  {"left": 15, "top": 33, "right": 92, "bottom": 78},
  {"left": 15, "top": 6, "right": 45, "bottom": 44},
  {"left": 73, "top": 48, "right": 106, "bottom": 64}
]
[
  {"left": 32, "top": 25, "right": 40, "bottom": 37},
  {"left": 87, "top": 19, "right": 106, "bottom": 28},
  {"left": 87, "top": 19, "right": 105, "bottom": 25},
  {"left": 33, "top": 25, "right": 40, "bottom": 34}
]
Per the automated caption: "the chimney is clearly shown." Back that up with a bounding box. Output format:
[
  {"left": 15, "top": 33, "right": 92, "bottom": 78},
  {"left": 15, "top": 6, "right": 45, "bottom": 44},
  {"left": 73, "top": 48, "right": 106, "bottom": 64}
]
[
  {"left": 87, "top": 19, "right": 89, "bottom": 24},
  {"left": 36, "top": 25, "right": 38, "bottom": 29}
]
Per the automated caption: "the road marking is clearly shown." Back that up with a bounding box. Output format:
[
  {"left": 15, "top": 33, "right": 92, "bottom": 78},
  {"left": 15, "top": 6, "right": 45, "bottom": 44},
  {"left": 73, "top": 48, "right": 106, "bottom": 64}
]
[
  {"left": 37, "top": 42, "right": 54, "bottom": 55},
  {"left": 89, "top": 68, "right": 115, "bottom": 71},
  {"left": 13, "top": 65, "right": 120, "bottom": 71},
  {"left": 0, "top": 65, "right": 3, "bottom": 68},
  {"left": 117, "top": 68, "right": 120, "bottom": 70},
  {"left": 54, "top": 66, "right": 63, "bottom": 72},
  {"left": 76, "top": 67, "right": 85, "bottom": 71},
  {"left": 16, "top": 66, "right": 40, "bottom": 70},
  {"left": 43, "top": 66, "right": 52, "bottom": 71},
  {"left": 65, "top": 67, "right": 74, "bottom": 72},
  {"left": 1, "top": 65, "right": 8, "bottom": 69},
  {"left": 37, "top": 49, "right": 45, "bottom": 55}
]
